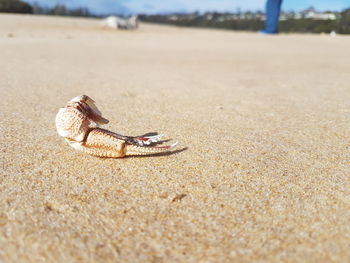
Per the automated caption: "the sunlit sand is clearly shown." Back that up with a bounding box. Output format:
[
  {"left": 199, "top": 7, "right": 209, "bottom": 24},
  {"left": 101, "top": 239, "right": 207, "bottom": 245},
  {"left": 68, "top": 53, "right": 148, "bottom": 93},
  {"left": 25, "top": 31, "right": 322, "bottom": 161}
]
[{"left": 1, "top": 14, "right": 349, "bottom": 262}]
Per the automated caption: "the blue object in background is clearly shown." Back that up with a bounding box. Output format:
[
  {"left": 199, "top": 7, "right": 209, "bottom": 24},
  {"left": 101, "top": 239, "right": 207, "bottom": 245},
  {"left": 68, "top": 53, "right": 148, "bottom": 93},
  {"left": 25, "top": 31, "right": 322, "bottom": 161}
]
[{"left": 261, "top": 0, "right": 283, "bottom": 34}]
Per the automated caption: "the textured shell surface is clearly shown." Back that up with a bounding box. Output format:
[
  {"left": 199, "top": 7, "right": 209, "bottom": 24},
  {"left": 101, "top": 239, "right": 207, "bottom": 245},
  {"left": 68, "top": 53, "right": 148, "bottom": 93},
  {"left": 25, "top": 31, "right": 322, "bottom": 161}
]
[{"left": 55, "top": 107, "right": 91, "bottom": 142}]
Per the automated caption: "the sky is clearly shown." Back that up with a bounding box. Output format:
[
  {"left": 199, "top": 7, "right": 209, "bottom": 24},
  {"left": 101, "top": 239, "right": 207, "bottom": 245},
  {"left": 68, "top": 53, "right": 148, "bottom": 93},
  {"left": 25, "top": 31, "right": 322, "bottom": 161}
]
[{"left": 25, "top": 0, "right": 350, "bottom": 15}]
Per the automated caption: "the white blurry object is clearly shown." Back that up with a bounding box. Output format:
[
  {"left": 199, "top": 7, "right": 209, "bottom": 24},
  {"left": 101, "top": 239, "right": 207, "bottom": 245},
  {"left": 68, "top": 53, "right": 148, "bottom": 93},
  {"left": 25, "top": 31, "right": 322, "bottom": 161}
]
[
  {"left": 101, "top": 15, "right": 138, "bottom": 30},
  {"left": 330, "top": 30, "right": 337, "bottom": 37}
]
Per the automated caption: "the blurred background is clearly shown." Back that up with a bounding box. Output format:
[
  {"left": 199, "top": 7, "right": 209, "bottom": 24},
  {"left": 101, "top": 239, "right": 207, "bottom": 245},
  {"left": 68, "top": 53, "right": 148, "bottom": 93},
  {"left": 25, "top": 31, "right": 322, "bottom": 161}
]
[{"left": 1, "top": 0, "right": 350, "bottom": 34}]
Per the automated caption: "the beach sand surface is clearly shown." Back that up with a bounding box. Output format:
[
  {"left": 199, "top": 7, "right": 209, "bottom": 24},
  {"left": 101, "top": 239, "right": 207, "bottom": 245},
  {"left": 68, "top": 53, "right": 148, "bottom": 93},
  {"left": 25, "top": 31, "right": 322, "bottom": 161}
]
[{"left": 1, "top": 14, "right": 350, "bottom": 262}]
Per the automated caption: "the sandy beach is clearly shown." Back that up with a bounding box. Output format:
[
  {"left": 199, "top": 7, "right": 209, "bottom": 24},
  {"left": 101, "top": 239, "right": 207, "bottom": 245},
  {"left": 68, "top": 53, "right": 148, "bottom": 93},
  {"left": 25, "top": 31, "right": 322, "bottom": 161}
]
[{"left": 0, "top": 14, "right": 350, "bottom": 262}]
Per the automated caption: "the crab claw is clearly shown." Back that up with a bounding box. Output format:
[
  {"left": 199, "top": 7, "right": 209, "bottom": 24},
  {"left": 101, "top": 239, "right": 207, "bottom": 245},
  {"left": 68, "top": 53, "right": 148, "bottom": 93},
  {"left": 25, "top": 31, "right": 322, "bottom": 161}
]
[
  {"left": 124, "top": 141, "right": 178, "bottom": 156},
  {"left": 56, "top": 95, "right": 180, "bottom": 158},
  {"left": 132, "top": 134, "right": 164, "bottom": 146},
  {"left": 69, "top": 95, "right": 109, "bottom": 125}
]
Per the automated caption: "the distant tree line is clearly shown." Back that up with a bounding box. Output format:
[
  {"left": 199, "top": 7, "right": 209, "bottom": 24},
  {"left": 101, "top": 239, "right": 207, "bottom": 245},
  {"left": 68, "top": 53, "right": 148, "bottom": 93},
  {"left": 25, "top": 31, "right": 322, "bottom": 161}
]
[
  {"left": 31, "top": 3, "right": 92, "bottom": 17},
  {"left": 338, "top": 8, "right": 350, "bottom": 34},
  {"left": 0, "top": 0, "right": 32, "bottom": 14},
  {"left": 0, "top": 0, "right": 93, "bottom": 17},
  {"left": 279, "top": 9, "right": 350, "bottom": 34},
  {"left": 139, "top": 8, "right": 350, "bottom": 34},
  {"left": 139, "top": 14, "right": 264, "bottom": 32}
]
